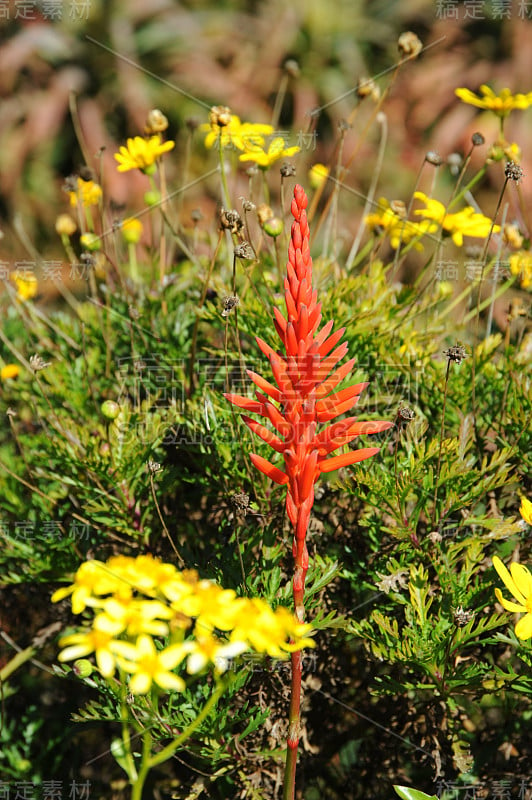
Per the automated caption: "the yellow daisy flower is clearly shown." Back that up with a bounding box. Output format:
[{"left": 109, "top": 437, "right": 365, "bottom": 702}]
[
  {"left": 114, "top": 135, "right": 175, "bottom": 174},
  {"left": 1, "top": 364, "right": 20, "bottom": 381},
  {"left": 57, "top": 614, "right": 125, "bottom": 678},
  {"left": 455, "top": 85, "right": 532, "bottom": 117},
  {"left": 493, "top": 556, "right": 532, "bottom": 640},
  {"left": 115, "top": 634, "right": 186, "bottom": 694},
  {"left": 520, "top": 496, "right": 532, "bottom": 525},
  {"left": 10, "top": 270, "right": 38, "bottom": 301},
  {"left": 509, "top": 250, "right": 532, "bottom": 289},
  {"left": 413, "top": 192, "right": 499, "bottom": 247},
  {"left": 309, "top": 163, "right": 330, "bottom": 190},
  {"left": 239, "top": 136, "right": 300, "bottom": 169},
  {"left": 201, "top": 115, "right": 274, "bottom": 151},
  {"left": 365, "top": 197, "right": 435, "bottom": 250},
  {"left": 68, "top": 177, "right": 102, "bottom": 208}
]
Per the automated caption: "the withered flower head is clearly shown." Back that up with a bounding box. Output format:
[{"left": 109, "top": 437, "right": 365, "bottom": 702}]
[
  {"left": 356, "top": 77, "right": 380, "bottom": 102},
  {"left": 209, "top": 105, "right": 232, "bottom": 128},
  {"left": 398, "top": 31, "right": 422, "bottom": 60},
  {"left": 505, "top": 161, "right": 524, "bottom": 184},
  {"left": 234, "top": 242, "right": 255, "bottom": 260},
  {"left": 443, "top": 344, "right": 468, "bottom": 365},
  {"left": 220, "top": 208, "right": 243, "bottom": 234},
  {"left": 280, "top": 162, "right": 297, "bottom": 178},
  {"left": 222, "top": 295, "right": 239, "bottom": 317},
  {"left": 471, "top": 132, "right": 485, "bottom": 146},
  {"left": 145, "top": 109, "right": 169, "bottom": 134},
  {"left": 256, "top": 203, "right": 274, "bottom": 227}
]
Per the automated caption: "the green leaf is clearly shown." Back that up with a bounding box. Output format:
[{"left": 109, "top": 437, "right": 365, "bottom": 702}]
[{"left": 394, "top": 786, "right": 438, "bottom": 800}]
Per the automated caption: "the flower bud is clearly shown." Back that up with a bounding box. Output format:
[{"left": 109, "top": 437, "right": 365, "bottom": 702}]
[
  {"left": 55, "top": 214, "right": 77, "bottom": 237},
  {"left": 73, "top": 659, "right": 94, "bottom": 678},
  {"left": 121, "top": 217, "right": 143, "bottom": 244},
  {"left": 80, "top": 233, "right": 101, "bottom": 251},
  {"left": 101, "top": 400, "right": 120, "bottom": 420},
  {"left": 144, "top": 190, "right": 161, "bottom": 206},
  {"left": 308, "top": 163, "right": 329, "bottom": 189},
  {"left": 263, "top": 217, "right": 283, "bottom": 237}
]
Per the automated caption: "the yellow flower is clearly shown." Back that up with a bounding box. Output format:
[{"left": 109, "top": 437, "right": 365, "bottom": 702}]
[
  {"left": 51, "top": 559, "right": 125, "bottom": 613},
  {"left": 493, "top": 556, "right": 532, "bottom": 639},
  {"left": 504, "top": 142, "right": 522, "bottom": 163},
  {"left": 183, "top": 629, "right": 247, "bottom": 675},
  {"left": 509, "top": 250, "right": 532, "bottom": 289},
  {"left": 57, "top": 614, "right": 125, "bottom": 678},
  {"left": 229, "top": 598, "right": 314, "bottom": 657},
  {"left": 239, "top": 136, "right": 300, "bottom": 169},
  {"left": 68, "top": 177, "right": 102, "bottom": 208},
  {"left": 365, "top": 197, "right": 434, "bottom": 250},
  {"left": 413, "top": 192, "right": 499, "bottom": 247},
  {"left": 309, "top": 163, "right": 330, "bottom": 189},
  {"left": 1, "top": 364, "right": 20, "bottom": 381},
  {"left": 121, "top": 217, "right": 143, "bottom": 245},
  {"left": 201, "top": 115, "right": 274, "bottom": 151},
  {"left": 102, "top": 597, "right": 172, "bottom": 638},
  {"left": 114, "top": 135, "right": 175, "bottom": 174},
  {"left": 455, "top": 85, "right": 532, "bottom": 118},
  {"left": 10, "top": 270, "right": 38, "bottom": 301},
  {"left": 520, "top": 496, "right": 532, "bottom": 525},
  {"left": 115, "top": 634, "right": 186, "bottom": 694}
]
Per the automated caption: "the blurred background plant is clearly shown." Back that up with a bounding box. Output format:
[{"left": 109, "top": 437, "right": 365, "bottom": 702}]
[{"left": 1, "top": 1, "right": 531, "bottom": 798}]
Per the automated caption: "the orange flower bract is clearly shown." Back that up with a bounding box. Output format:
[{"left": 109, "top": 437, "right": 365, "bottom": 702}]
[{"left": 225, "top": 185, "right": 392, "bottom": 610}]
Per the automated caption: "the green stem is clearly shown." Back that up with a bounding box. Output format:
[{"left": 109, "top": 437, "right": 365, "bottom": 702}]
[
  {"left": 148, "top": 679, "right": 227, "bottom": 769},
  {"left": 131, "top": 727, "right": 152, "bottom": 800}
]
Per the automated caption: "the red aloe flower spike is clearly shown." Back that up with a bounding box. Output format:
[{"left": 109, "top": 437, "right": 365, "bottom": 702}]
[{"left": 224, "top": 185, "right": 392, "bottom": 797}]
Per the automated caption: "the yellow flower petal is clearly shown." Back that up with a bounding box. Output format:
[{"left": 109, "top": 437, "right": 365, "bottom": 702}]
[
  {"left": 520, "top": 496, "right": 532, "bottom": 525},
  {"left": 515, "top": 613, "right": 532, "bottom": 640},
  {"left": 493, "top": 556, "right": 527, "bottom": 606}
]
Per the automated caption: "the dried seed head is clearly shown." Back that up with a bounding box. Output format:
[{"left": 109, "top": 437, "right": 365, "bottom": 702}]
[
  {"left": 234, "top": 241, "right": 255, "bottom": 260},
  {"left": 231, "top": 491, "right": 250, "bottom": 513},
  {"left": 280, "top": 162, "right": 297, "bottom": 178},
  {"left": 454, "top": 606, "right": 474, "bottom": 627},
  {"left": 240, "top": 197, "right": 256, "bottom": 213},
  {"left": 190, "top": 208, "right": 203, "bottom": 223},
  {"left": 396, "top": 405, "right": 415, "bottom": 425},
  {"left": 428, "top": 530, "right": 443, "bottom": 544},
  {"left": 471, "top": 132, "right": 485, "bottom": 147},
  {"left": 425, "top": 151, "right": 443, "bottom": 167},
  {"left": 356, "top": 77, "right": 380, "bottom": 102},
  {"left": 63, "top": 175, "right": 79, "bottom": 193},
  {"left": 256, "top": 203, "right": 275, "bottom": 227},
  {"left": 144, "top": 109, "right": 169, "bottom": 134},
  {"left": 219, "top": 208, "right": 243, "bottom": 234},
  {"left": 398, "top": 31, "right": 422, "bottom": 60},
  {"left": 245, "top": 164, "right": 259, "bottom": 178},
  {"left": 503, "top": 223, "right": 524, "bottom": 250},
  {"left": 505, "top": 161, "right": 524, "bottom": 184},
  {"left": 447, "top": 152, "right": 463, "bottom": 174},
  {"left": 222, "top": 295, "right": 239, "bottom": 317},
  {"left": 209, "top": 105, "right": 232, "bottom": 127},
  {"left": 284, "top": 59, "right": 300, "bottom": 78},
  {"left": 147, "top": 460, "right": 162, "bottom": 474},
  {"left": 185, "top": 116, "right": 200, "bottom": 133},
  {"left": 29, "top": 354, "right": 51, "bottom": 372},
  {"left": 443, "top": 344, "right": 468, "bottom": 365}
]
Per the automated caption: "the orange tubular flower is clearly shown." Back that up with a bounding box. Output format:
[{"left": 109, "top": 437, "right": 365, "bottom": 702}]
[{"left": 225, "top": 185, "right": 392, "bottom": 618}]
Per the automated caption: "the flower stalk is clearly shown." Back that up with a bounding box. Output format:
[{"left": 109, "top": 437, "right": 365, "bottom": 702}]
[{"left": 225, "top": 185, "right": 392, "bottom": 796}]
